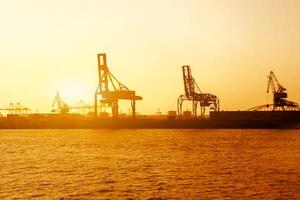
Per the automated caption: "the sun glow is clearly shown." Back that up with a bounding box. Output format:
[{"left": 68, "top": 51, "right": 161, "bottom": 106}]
[
  {"left": 0, "top": 0, "right": 299, "bottom": 113},
  {"left": 58, "top": 82, "right": 93, "bottom": 104}
]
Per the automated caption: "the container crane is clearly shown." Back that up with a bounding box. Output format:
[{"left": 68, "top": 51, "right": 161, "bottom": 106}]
[
  {"left": 70, "top": 100, "right": 95, "bottom": 115},
  {"left": 94, "top": 53, "right": 142, "bottom": 118},
  {"left": 177, "top": 65, "right": 219, "bottom": 117},
  {"left": 0, "top": 103, "right": 31, "bottom": 115},
  {"left": 267, "top": 71, "right": 298, "bottom": 110}
]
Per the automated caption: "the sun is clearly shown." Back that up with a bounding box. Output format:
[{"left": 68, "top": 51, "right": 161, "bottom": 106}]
[{"left": 58, "top": 82, "right": 92, "bottom": 104}]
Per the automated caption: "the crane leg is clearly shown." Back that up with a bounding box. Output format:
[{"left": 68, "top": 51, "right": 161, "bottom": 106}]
[
  {"left": 94, "top": 93, "right": 98, "bottom": 118},
  {"left": 131, "top": 100, "right": 136, "bottom": 118},
  {"left": 201, "top": 106, "right": 205, "bottom": 117},
  {"left": 177, "top": 95, "right": 184, "bottom": 117},
  {"left": 193, "top": 100, "right": 198, "bottom": 117},
  {"left": 112, "top": 99, "right": 119, "bottom": 118}
]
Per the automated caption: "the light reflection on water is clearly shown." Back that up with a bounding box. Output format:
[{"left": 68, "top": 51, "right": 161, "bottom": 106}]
[{"left": 1, "top": 129, "right": 300, "bottom": 199}]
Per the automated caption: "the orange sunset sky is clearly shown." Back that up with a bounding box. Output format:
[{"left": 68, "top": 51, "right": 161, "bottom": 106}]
[{"left": 0, "top": 0, "right": 299, "bottom": 114}]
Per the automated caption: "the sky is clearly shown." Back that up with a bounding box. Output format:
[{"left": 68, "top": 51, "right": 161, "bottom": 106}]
[{"left": 0, "top": 0, "right": 299, "bottom": 114}]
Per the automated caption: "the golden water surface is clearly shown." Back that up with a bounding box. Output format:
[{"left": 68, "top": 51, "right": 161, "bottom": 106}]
[{"left": 1, "top": 129, "right": 300, "bottom": 199}]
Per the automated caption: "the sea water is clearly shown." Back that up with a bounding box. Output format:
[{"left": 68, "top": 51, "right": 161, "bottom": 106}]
[{"left": 1, "top": 129, "right": 300, "bottom": 199}]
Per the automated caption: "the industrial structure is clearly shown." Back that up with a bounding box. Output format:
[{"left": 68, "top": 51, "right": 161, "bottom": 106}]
[
  {"left": 0, "top": 53, "right": 299, "bottom": 128},
  {"left": 72, "top": 101, "right": 94, "bottom": 115},
  {"left": 0, "top": 103, "right": 31, "bottom": 115},
  {"left": 267, "top": 71, "right": 299, "bottom": 110},
  {"left": 94, "top": 53, "right": 142, "bottom": 118},
  {"left": 51, "top": 92, "right": 70, "bottom": 114},
  {"left": 177, "top": 65, "right": 219, "bottom": 117},
  {"left": 51, "top": 92, "right": 94, "bottom": 115},
  {"left": 248, "top": 71, "right": 299, "bottom": 111}
]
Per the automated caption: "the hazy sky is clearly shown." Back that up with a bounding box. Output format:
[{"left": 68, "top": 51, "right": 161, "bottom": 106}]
[{"left": 0, "top": 0, "right": 299, "bottom": 114}]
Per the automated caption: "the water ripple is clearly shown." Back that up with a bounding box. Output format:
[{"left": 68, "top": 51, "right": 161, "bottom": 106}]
[{"left": 1, "top": 129, "right": 300, "bottom": 199}]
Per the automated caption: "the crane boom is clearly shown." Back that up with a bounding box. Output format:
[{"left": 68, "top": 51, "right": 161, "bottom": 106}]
[{"left": 267, "top": 71, "right": 286, "bottom": 93}]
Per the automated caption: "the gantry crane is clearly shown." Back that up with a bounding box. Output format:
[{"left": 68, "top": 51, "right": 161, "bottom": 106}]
[
  {"left": 0, "top": 103, "right": 31, "bottom": 115},
  {"left": 177, "top": 65, "right": 219, "bottom": 117},
  {"left": 70, "top": 100, "right": 95, "bottom": 115},
  {"left": 267, "top": 71, "right": 298, "bottom": 110},
  {"left": 94, "top": 53, "right": 142, "bottom": 118}
]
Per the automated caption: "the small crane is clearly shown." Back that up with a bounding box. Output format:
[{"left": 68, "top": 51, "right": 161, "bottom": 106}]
[
  {"left": 0, "top": 103, "right": 31, "bottom": 115},
  {"left": 51, "top": 92, "right": 70, "bottom": 114},
  {"left": 70, "top": 100, "right": 95, "bottom": 115},
  {"left": 267, "top": 71, "right": 298, "bottom": 110}
]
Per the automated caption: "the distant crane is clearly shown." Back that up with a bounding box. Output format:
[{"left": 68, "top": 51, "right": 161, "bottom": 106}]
[
  {"left": 177, "top": 65, "right": 219, "bottom": 117},
  {"left": 52, "top": 92, "right": 98, "bottom": 115},
  {"left": 247, "top": 71, "right": 299, "bottom": 111},
  {"left": 267, "top": 71, "right": 298, "bottom": 110},
  {"left": 0, "top": 103, "right": 31, "bottom": 115},
  {"left": 94, "top": 53, "right": 142, "bottom": 118},
  {"left": 51, "top": 92, "right": 70, "bottom": 114},
  {"left": 70, "top": 100, "right": 95, "bottom": 115}
]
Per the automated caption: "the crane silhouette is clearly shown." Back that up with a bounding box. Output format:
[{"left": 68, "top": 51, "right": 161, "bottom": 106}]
[{"left": 177, "top": 65, "right": 219, "bottom": 117}]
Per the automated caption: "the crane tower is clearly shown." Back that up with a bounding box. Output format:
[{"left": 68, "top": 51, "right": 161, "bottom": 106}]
[
  {"left": 177, "top": 65, "right": 219, "bottom": 117},
  {"left": 267, "top": 71, "right": 298, "bottom": 110},
  {"left": 94, "top": 53, "right": 142, "bottom": 118},
  {"left": 247, "top": 71, "right": 299, "bottom": 111}
]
